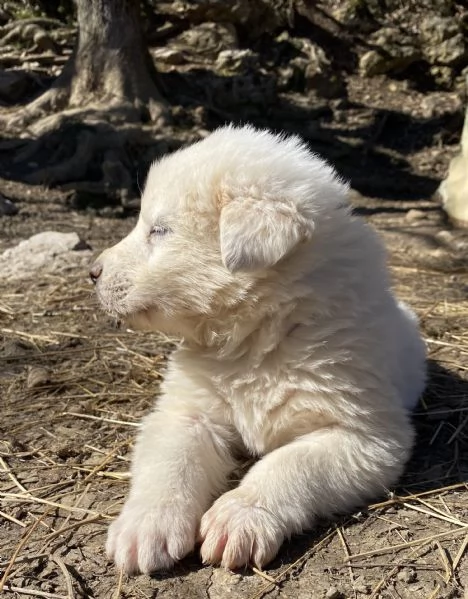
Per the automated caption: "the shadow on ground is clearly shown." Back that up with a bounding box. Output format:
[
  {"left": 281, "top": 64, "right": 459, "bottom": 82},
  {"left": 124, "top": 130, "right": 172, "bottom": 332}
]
[{"left": 2, "top": 59, "right": 461, "bottom": 207}]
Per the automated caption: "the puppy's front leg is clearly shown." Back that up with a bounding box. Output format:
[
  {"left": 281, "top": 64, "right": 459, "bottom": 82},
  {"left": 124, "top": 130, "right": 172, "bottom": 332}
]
[
  {"left": 107, "top": 401, "right": 235, "bottom": 574},
  {"left": 201, "top": 420, "right": 413, "bottom": 569}
]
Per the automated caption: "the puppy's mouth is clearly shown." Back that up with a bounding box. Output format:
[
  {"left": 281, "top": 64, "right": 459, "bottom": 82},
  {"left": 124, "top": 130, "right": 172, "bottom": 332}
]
[
  {"left": 96, "top": 287, "right": 155, "bottom": 320},
  {"left": 102, "top": 308, "right": 154, "bottom": 331},
  {"left": 94, "top": 284, "right": 163, "bottom": 331},
  {"left": 124, "top": 307, "right": 157, "bottom": 331}
]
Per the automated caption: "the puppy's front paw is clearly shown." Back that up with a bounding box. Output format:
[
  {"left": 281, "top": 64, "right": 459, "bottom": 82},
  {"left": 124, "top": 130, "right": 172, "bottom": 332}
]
[
  {"left": 106, "top": 499, "right": 198, "bottom": 574},
  {"left": 200, "top": 489, "right": 286, "bottom": 569}
]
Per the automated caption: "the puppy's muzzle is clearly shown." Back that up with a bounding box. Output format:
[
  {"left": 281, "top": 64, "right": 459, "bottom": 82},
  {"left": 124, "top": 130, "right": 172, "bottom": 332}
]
[{"left": 89, "top": 262, "right": 103, "bottom": 285}]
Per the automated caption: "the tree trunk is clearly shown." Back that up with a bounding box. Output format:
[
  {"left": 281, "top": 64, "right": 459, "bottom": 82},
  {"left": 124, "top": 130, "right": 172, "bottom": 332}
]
[
  {"left": 3, "top": 0, "right": 166, "bottom": 128},
  {"left": 69, "top": 0, "right": 165, "bottom": 117},
  {"left": 0, "top": 0, "right": 168, "bottom": 196}
]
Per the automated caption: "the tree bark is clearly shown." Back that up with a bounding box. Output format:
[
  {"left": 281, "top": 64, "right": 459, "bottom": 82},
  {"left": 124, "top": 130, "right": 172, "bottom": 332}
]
[
  {"left": 0, "top": 0, "right": 167, "bottom": 194},
  {"left": 69, "top": 0, "right": 165, "bottom": 116},
  {"left": 3, "top": 0, "right": 166, "bottom": 128}
]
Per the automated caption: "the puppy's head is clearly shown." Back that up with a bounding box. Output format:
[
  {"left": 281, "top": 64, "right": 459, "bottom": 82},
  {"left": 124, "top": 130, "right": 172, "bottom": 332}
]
[{"left": 91, "top": 126, "right": 348, "bottom": 342}]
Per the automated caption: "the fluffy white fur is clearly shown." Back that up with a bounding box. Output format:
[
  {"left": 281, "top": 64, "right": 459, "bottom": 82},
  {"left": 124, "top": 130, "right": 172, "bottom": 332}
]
[{"left": 92, "top": 125, "right": 426, "bottom": 574}]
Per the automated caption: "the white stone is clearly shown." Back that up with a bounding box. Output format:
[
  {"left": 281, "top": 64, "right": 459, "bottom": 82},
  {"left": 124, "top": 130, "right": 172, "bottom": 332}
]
[{"left": 0, "top": 231, "right": 92, "bottom": 281}]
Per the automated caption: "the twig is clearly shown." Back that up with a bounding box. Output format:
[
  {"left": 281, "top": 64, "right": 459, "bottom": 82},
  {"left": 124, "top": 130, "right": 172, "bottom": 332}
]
[
  {"left": 249, "top": 527, "right": 337, "bottom": 599},
  {"left": 369, "top": 544, "right": 423, "bottom": 598},
  {"left": 2, "top": 586, "right": 68, "bottom": 599},
  {"left": 251, "top": 567, "right": 277, "bottom": 583},
  {"left": 0, "top": 553, "right": 49, "bottom": 567},
  {"left": 0, "top": 490, "right": 112, "bottom": 518},
  {"left": 428, "top": 584, "right": 442, "bottom": 599},
  {"left": 42, "top": 484, "right": 91, "bottom": 552},
  {"left": 346, "top": 526, "right": 468, "bottom": 561},
  {"left": 82, "top": 440, "right": 129, "bottom": 483},
  {"left": 62, "top": 412, "right": 140, "bottom": 427},
  {"left": 113, "top": 568, "right": 124, "bottom": 599},
  {"left": 51, "top": 554, "right": 75, "bottom": 599},
  {"left": 401, "top": 501, "right": 467, "bottom": 527},
  {"left": 447, "top": 414, "right": 468, "bottom": 444},
  {"left": 435, "top": 541, "right": 452, "bottom": 581},
  {"left": 84, "top": 444, "right": 130, "bottom": 462},
  {"left": 0, "top": 511, "right": 49, "bottom": 592},
  {"left": 369, "top": 482, "right": 468, "bottom": 510},
  {"left": 449, "top": 532, "right": 468, "bottom": 583},
  {"left": 337, "top": 526, "right": 355, "bottom": 587},
  {"left": 42, "top": 514, "right": 108, "bottom": 543},
  {"left": 0, "top": 509, "right": 27, "bottom": 527},
  {"left": 0, "top": 456, "right": 29, "bottom": 493},
  {"left": 71, "top": 466, "right": 130, "bottom": 479}
]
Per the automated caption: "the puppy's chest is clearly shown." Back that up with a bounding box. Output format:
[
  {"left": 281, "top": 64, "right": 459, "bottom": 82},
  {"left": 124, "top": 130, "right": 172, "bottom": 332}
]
[{"left": 216, "top": 377, "right": 289, "bottom": 456}]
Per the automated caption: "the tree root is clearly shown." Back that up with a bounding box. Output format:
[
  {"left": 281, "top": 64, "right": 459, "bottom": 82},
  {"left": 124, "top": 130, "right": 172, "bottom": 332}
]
[
  {"left": 25, "top": 129, "right": 96, "bottom": 185},
  {"left": 0, "top": 12, "right": 169, "bottom": 205},
  {"left": 4, "top": 103, "right": 165, "bottom": 205},
  {"left": 0, "top": 22, "right": 57, "bottom": 52},
  {"left": 1, "top": 85, "right": 70, "bottom": 130},
  {"left": 1, "top": 17, "right": 65, "bottom": 31},
  {"left": 2, "top": 84, "right": 166, "bottom": 133},
  {"left": 24, "top": 122, "right": 133, "bottom": 190}
]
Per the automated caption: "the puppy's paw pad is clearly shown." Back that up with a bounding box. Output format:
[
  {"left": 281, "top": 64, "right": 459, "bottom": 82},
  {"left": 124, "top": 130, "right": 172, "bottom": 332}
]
[
  {"left": 200, "top": 490, "right": 285, "bottom": 569},
  {"left": 106, "top": 501, "right": 198, "bottom": 574}
]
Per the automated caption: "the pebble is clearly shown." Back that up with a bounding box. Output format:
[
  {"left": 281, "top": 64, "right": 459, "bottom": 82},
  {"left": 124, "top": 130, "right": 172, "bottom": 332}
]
[
  {"left": 325, "top": 588, "right": 343, "bottom": 599},
  {"left": 405, "top": 209, "right": 426, "bottom": 222},
  {"left": 0, "top": 193, "right": 18, "bottom": 216},
  {"left": 0, "top": 231, "right": 92, "bottom": 281},
  {"left": 397, "top": 567, "right": 417, "bottom": 583},
  {"left": 26, "top": 366, "right": 51, "bottom": 389}
]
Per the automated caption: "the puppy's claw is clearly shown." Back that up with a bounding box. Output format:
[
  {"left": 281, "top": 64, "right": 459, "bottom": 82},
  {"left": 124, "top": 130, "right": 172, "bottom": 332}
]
[
  {"left": 200, "top": 534, "right": 229, "bottom": 568},
  {"left": 200, "top": 489, "right": 285, "bottom": 569},
  {"left": 106, "top": 500, "right": 198, "bottom": 574}
]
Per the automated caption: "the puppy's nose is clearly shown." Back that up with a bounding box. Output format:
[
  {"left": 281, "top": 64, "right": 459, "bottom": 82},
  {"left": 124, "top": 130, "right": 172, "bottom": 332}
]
[{"left": 89, "top": 262, "right": 103, "bottom": 284}]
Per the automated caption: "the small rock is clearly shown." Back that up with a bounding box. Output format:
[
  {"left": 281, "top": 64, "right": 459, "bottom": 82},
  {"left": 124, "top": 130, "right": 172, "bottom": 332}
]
[
  {"left": 56, "top": 444, "right": 81, "bottom": 460},
  {"left": 280, "top": 37, "right": 344, "bottom": 97},
  {"left": 159, "top": 0, "right": 290, "bottom": 37},
  {"left": 429, "top": 65, "right": 456, "bottom": 87},
  {"left": 26, "top": 366, "right": 51, "bottom": 389},
  {"left": 0, "top": 231, "right": 93, "bottom": 281},
  {"left": 151, "top": 47, "right": 185, "bottom": 65},
  {"left": 352, "top": 575, "right": 370, "bottom": 594},
  {"left": 207, "top": 568, "right": 246, "bottom": 599},
  {"left": 420, "top": 16, "right": 466, "bottom": 67},
  {"left": 354, "top": 582, "right": 371, "bottom": 594},
  {"left": 397, "top": 567, "right": 417, "bottom": 583},
  {"left": 436, "top": 230, "right": 468, "bottom": 250},
  {"left": 405, "top": 209, "right": 426, "bottom": 222},
  {"left": 216, "top": 49, "right": 257, "bottom": 73},
  {"left": 0, "top": 194, "right": 18, "bottom": 216},
  {"left": 435, "top": 230, "right": 454, "bottom": 244},
  {"left": 359, "top": 28, "right": 420, "bottom": 76},
  {"left": 325, "top": 588, "right": 343, "bottom": 599},
  {"left": 210, "top": 569, "right": 242, "bottom": 586},
  {"left": 171, "top": 22, "right": 238, "bottom": 60},
  {"left": 420, "top": 93, "right": 462, "bottom": 119}
]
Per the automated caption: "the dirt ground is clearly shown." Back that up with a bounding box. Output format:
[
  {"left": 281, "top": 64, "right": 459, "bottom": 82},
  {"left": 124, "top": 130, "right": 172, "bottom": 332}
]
[{"left": 1, "top": 177, "right": 468, "bottom": 599}]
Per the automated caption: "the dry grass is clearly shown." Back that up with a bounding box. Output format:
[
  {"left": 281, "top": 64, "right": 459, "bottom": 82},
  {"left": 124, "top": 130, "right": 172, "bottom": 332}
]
[{"left": 1, "top": 207, "right": 468, "bottom": 599}]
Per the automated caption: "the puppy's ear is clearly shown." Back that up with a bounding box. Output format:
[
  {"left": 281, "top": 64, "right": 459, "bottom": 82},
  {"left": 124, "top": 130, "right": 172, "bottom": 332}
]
[{"left": 219, "top": 198, "right": 313, "bottom": 272}]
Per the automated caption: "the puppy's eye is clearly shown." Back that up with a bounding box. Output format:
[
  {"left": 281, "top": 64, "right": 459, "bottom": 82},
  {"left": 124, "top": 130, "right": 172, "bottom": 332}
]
[{"left": 150, "top": 224, "right": 170, "bottom": 237}]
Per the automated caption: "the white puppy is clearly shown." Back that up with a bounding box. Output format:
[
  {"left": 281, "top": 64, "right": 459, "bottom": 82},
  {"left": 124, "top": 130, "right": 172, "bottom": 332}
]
[{"left": 91, "top": 126, "right": 426, "bottom": 574}]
